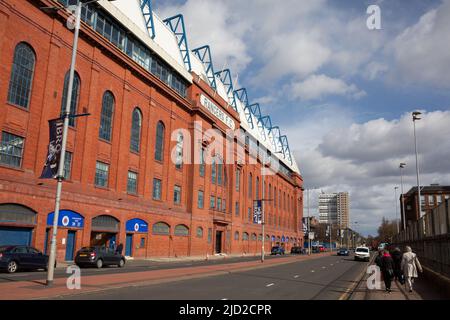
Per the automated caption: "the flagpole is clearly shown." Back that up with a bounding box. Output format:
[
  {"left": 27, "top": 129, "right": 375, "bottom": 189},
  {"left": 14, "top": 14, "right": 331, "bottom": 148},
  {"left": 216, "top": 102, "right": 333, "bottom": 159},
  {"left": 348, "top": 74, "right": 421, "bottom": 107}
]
[{"left": 46, "top": 2, "right": 82, "bottom": 286}]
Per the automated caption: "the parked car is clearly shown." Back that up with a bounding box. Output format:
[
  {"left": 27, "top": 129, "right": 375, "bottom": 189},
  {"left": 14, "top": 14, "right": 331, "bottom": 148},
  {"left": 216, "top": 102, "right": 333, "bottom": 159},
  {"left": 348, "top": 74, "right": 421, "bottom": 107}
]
[
  {"left": 337, "top": 248, "right": 350, "bottom": 256},
  {"left": 319, "top": 246, "right": 326, "bottom": 252},
  {"left": 75, "top": 246, "right": 126, "bottom": 268},
  {"left": 290, "top": 247, "right": 305, "bottom": 255},
  {"left": 270, "top": 246, "right": 285, "bottom": 255},
  {"left": 0, "top": 245, "right": 53, "bottom": 273},
  {"left": 354, "top": 246, "right": 370, "bottom": 262}
]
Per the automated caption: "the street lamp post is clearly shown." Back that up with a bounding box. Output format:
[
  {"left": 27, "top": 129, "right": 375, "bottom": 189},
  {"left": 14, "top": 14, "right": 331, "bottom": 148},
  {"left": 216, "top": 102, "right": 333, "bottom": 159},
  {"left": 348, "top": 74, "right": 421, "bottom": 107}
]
[
  {"left": 412, "top": 112, "right": 423, "bottom": 221},
  {"left": 305, "top": 187, "right": 319, "bottom": 255},
  {"left": 45, "top": 0, "right": 115, "bottom": 287},
  {"left": 394, "top": 187, "right": 399, "bottom": 233},
  {"left": 399, "top": 163, "right": 406, "bottom": 230}
]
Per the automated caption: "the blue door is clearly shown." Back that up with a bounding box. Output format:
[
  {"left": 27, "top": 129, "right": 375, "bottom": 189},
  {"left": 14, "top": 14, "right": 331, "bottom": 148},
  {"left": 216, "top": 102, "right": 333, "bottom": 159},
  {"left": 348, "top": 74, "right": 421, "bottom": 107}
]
[
  {"left": 65, "top": 231, "right": 76, "bottom": 261},
  {"left": 125, "top": 234, "right": 133, "bottom": 257},
  {"left": 0, "top": 227, "right": 32, "bottom": 246},
  {"left": 44, "top": 229, "right": 50, "bottom": 255}
]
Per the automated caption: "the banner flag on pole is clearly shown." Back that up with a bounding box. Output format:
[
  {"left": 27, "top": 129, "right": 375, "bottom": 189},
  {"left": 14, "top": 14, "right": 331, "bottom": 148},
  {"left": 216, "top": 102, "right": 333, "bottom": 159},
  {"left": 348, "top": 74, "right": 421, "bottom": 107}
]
[
  {"left": 40, "top": 119, "right": 64, "bottom": 179},
  {"left": 253, "top": 200, "right": 262, "bottom": 224}
]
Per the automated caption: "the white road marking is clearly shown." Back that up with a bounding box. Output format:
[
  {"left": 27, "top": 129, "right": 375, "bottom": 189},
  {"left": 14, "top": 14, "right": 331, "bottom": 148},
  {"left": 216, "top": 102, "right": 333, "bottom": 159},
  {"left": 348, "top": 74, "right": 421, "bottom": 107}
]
[
  {"left": 221, "top": 298, "right": 228, "bottom": 300},
  {"left": 331, "top": 264, "right": 334, "bottom": 266},
  {"left": 266, "top": 283, "right": 275, "bottom": 287},
  {"left": 311, "top": 270, "right": 315, "bottom": 273},
  {"left": 322, "top": 266, "right": 326, "bottom": 269},
  {"left": 294, "top": 275, "right": 300, "bottom": 278}
]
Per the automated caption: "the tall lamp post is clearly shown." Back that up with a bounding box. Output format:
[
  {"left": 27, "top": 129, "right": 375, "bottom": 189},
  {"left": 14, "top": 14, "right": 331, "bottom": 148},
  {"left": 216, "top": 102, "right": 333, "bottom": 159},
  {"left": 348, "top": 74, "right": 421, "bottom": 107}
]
[
  {"left": 394, "top": 187, "right": 399, "bottom": 233},
  {"left": 399, "top": 163, "right": 407, "bottom": 230},
  {"left": 305, "top": 187, "right": 319, "bottom": 255},
  {"left": 44, "top": 0, "right": 115, "bottom": 287},
  {"left": 412, "top": 112, "right": 423, "bottom": 221}
]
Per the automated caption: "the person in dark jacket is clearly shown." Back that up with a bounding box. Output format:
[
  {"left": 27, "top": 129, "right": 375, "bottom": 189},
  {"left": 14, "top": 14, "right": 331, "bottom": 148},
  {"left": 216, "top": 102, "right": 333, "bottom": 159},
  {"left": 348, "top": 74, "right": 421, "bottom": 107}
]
[
  {"left": 381, "top": 250, "right": 395, "bottom": 293},
  {"left": 375, "top": 250, "right": 383, "bottom": 269},
  {"left": 391, "top": 247, "right": 404, "bottom": 284},
  {"left": 116, "top": 243, "right": 124, "bottom": 256}
]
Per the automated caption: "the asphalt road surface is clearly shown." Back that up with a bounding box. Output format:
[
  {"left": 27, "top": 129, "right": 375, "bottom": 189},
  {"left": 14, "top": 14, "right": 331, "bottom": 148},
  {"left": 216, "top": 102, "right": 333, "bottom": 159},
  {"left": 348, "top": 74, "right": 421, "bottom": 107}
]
[
  {"left": 0, "top": 254, "right": 296, "bottom": 284},
  {"left": 55, "top": 254, "right": 370, "bottom": 300}
]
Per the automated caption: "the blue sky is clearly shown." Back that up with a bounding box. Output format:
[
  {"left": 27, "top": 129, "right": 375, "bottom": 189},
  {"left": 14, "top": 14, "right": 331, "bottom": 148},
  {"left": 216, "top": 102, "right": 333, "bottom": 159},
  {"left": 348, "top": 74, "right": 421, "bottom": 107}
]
[{"left": 154, "top": 0, "right": 450, "bottom": 236}]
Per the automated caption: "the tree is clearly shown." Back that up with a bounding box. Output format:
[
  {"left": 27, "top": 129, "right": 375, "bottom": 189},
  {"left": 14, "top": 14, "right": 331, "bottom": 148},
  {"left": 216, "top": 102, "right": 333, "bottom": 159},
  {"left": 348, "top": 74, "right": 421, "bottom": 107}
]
[{"left": 377, "top": 217, "right": 397, "bottom": 243}]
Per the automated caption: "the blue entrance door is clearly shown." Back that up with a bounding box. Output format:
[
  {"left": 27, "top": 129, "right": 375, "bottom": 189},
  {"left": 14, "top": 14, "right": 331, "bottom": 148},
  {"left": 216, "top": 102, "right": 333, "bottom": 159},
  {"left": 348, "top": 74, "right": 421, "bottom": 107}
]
[
  {"left": 125, "top": 234, "right": 133, "bottom": 257},
  {"left": 44, "top": 229, "right": 50, "bottom": 255},
  {"left": 65, "top": 231, "right": 76, "bottom": 261}
]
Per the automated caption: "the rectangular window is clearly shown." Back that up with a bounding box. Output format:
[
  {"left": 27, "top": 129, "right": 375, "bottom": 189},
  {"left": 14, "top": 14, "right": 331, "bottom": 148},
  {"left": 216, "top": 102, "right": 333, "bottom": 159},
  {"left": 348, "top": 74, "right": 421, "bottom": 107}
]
[
  {"left": 140, "top": 237, "right": 145, "bottom": 248},
  {"left": 174, "top": 185, "right": 182, "bottom": 205},
  {"left": 223, "top": 199, "right": 226, "bottom": 212},
  {"left": 0, "top": 132, "right": 24, "bottom": 168},
  {"left": 63, "top": 151, "right": 72, "bottom": 180},
  {"left": 248, "top": 207, "right": 251, "bottom": 221},
  {"left": 211, "top": 159, "right": 216, "bottom": 184},
  {"left": 199, "top": 149, "right": 205, "bottom": 177},
  {"left": 198, "top": 190, "right": 204, "bottom": 209},
  {"left": 127, "top": 171, "right": 138, "bottom": 194},
  {"left": 208, "top": 228, "right": 212, "bottom": 244},
  {"left": 210, "top": 196, "right": 216, "bottom": 209},
  {"left": 429, "top": 196, "right": 435, "bottom": 206},
  {"left": 153, "top": 178, "right": 162, "bottom": 200},
  {"left": 235, "top": 202, "right": 240, "bottom": 217},
  {"left": 218, "top": 163, "right": 223, "bottom": 185},
  {"left": 95, "top": 161, "right": 109, "bottom": 187},
  {"left": 217, "top": 198, "right": 222, "bottom": 211},
  {"left": 236, "top": 169, "right": 241, "bottom": 192}
]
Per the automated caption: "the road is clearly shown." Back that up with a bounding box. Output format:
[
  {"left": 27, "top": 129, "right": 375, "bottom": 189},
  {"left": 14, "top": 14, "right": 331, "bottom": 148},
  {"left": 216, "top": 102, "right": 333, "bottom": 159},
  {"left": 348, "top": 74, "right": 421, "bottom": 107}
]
[
  {"left": 0, "top": 255, "right": 292, "bottom": 284},
  {"left": 52, "top": 254, "right": 370, "bottom": 300}
]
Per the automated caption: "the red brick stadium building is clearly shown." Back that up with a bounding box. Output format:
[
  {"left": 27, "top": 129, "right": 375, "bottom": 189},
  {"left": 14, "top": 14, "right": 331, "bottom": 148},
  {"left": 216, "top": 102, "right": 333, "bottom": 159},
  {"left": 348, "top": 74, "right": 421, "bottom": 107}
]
[{"left": 0, "top": 0, "right": 304, "bottom": 261}]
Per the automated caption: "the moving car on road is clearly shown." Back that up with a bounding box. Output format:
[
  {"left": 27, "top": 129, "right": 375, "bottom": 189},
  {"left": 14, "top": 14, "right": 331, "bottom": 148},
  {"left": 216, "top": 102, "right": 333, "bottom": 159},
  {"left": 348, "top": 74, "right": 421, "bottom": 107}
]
[
  {"left": 354, "top": 246, "right": 370, "bottom": 262},
  {"left": 0, "top": 245, "right": 52, "bottom": 273},
  {"left": 337, "top": 248, "right": 350, "bottom": 256},
  {"left": 270, "top": 246, "right": 285, "bottom": 255},
  {"left": 75, "top": 246, "right": 126, "bottom": 269}
]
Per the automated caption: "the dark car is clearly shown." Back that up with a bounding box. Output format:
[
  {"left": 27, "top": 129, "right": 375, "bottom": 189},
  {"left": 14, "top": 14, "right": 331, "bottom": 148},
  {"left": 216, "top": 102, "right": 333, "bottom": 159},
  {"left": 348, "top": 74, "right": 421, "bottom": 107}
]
[
  {"left": 290, "top": 247, "right": 305, "bottom": 255},
  {"left": 311, "top": 246, "right": 321, "bottom": 253},
  {"left": 337, "top": 248, "right": 350, "bottom": 256},
  {"left": 75, "top": 246, "right": 126, "bottom": 269},
  {"left": 0, "top": 245, "right": 53, "bottom": 273},
  {"left": 271, "top": 246, "right": 285, "bottom": 255}
]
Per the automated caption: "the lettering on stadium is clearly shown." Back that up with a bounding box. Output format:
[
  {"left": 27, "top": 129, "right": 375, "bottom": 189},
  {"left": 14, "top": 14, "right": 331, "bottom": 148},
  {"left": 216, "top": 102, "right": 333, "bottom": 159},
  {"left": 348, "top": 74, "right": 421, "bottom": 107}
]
[{"left": 200, "top": 94, "right": 236, "bottom": 130}]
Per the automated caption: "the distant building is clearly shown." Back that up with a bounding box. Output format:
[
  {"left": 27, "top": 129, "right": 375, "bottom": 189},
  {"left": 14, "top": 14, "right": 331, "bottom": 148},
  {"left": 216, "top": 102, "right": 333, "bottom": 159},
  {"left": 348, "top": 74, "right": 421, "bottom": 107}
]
[
  {"left": 319, "top": 192, "right": 349, "bottom": 228},
  {"left": 401, "top": 185, "right": 450, "bottom": 230}
]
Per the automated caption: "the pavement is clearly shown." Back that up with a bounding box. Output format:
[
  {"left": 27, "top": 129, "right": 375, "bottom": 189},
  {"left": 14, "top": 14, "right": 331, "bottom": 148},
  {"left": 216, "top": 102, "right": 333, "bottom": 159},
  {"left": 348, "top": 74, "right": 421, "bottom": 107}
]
[
  {"left": 350, "top": 260, "right": 445, "bottom": 300},
  {"left": 0, "top": 252, "right": 335, "bottom": 300}
]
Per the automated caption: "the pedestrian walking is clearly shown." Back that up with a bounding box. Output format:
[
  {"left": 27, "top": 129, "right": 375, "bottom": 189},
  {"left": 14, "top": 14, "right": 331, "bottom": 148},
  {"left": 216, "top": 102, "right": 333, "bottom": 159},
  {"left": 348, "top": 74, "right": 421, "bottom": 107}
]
[
  {"left": 391, "top": 247, "right": 405, "bottom": 285},
  {"left": 401, "top": 246, "right": 423, "bottom": 293},
  {"left": 375, "top": 249, "right": 383, "bottom": 269},
  {"left": 381, "top": 250, "right": 395, "bottom": 293},
  {"left": 116, "top": 243, "right": 124, "bottom": 256}
]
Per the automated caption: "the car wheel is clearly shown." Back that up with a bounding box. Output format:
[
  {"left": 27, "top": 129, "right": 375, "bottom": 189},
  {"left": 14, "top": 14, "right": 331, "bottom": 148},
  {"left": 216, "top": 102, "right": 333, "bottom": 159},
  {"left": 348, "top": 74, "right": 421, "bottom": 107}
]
[
  {"left": 118, "top": 259, "right": 125, "bottom": 268},
  {"left": 7, "top": 261, "right": 18, "bottom": 273},
  {"left": 96, "top": 259, "right": 103, "bottom": 269}
]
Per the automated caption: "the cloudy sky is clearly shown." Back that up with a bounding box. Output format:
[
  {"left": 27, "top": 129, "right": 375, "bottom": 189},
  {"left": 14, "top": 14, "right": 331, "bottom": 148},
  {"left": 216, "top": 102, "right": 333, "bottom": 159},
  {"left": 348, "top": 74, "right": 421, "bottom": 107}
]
[{"left": 154, "top": 0, "right": 450, "bottom": 236}]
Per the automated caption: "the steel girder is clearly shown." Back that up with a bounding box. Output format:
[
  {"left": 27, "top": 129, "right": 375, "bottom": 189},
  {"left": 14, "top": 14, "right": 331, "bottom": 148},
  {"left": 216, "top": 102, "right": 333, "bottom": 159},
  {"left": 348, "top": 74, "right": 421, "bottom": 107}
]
[
  {"left": 280, "top": 135, "right": 293, "bottom": 165},
  {"left": 215, "top": 69, "right": 237, "bottom": 111},
  {"left": 140, "top": 0, "right": 156, "bottom": 39},
  {"left": 163, "top": 14, "right": 192, "bottom": 72},
  {"left": 234, "top": 88, "right": 254, "bottom": 129},
  {"left": 192, "top": 45, "right": 217, "bottom": 90}
]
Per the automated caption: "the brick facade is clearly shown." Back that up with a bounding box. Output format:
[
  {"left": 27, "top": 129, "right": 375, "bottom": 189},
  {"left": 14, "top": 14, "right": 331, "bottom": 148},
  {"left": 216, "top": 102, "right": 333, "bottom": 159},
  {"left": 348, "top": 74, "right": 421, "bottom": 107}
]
[{"left": 0, "top": 0, "right": 304, "bottom": 261}]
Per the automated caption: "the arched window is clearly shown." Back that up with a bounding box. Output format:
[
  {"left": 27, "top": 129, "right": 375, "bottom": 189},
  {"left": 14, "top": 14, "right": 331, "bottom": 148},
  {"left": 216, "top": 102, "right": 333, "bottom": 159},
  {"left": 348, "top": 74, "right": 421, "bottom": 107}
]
[
  {"left": 256, "top": 177, "right": 260, "bottom": 200},
  {"left": 155, "top": 121, "right": 165, "bottom": 161},
  {"left": 251, "top": 233, "right": 257, "bottom": 241},
  {"left": 99, "top": 91, "right": 114, "bottom": 141},
  {"left": 175, "top": 132, "right": 183, "bottom": 169},
  {"left": 174, "top": 224, "right": 189, "bottom": 236},
  {"left": 130, "top": 108, "right": 142, "bottom": 152},
  {"left": 196, "top": 227, "right": 203, "bottom": 238},
  {"left": 242, "top": 232, "right": 249, "bottom": 241},
  {"left": 248, "top": 173, "right": 253, "bottom": 199},
  {"left": 152, "top": 222, "right": 170, "bottom": 235},
  {"left": 8, "top": 43, "right": 36, "bottom": 109},
  {"left": 61, "top": 71, "right": 81, "bottom": 127},
  {"left": 234, "top": 231, "right": 240, "bottom": 241}
]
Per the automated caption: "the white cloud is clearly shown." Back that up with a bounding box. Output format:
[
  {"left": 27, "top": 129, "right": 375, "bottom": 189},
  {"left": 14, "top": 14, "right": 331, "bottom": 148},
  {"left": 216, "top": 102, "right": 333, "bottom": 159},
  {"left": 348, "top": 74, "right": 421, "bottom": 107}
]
[
  {"left": 290, "top": 74, "right": 366, "bottom": 101},
  {"left": 285, "top": 110, "right": 450, "bottom": 236},
  {"left": 389, "top": 0, "right": 450, "bottom": 87}
]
